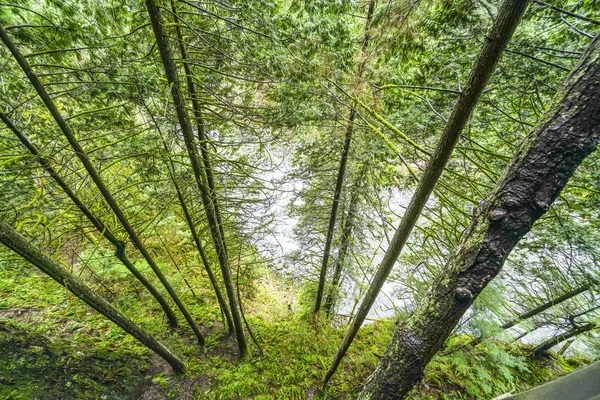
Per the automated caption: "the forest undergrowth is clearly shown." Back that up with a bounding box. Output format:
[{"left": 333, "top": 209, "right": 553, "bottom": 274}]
[{"left": 0, "top": 261, "right": 589, "bottom": 400}]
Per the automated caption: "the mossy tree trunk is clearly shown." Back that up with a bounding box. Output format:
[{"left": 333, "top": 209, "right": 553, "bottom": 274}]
[
  {"left": 0, "top": 220, "right": 186, "bottom": 374},
  {"left": 358, "top": 34, "right": 600, "bottom": 400}
]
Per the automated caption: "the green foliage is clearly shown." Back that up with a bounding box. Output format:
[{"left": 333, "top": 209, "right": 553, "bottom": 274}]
[
  {"left": 407, "top": 337, "right": 592, "bottom": 400},
  {"left": 0, "top": 258, "right": 393, "bottom": 399},
  {"left": 1, "top": 0, "right": 599, "bottom": 398}
]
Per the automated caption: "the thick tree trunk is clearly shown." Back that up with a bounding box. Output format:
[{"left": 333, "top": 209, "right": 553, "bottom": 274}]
[
  {"left": 533, "top": 323, "right": 596, "bottom": 356},
  {"left": 145, "top": 0, "right": 247, "bottom": 357},
  {"left": 0, "top": 112, "right": 180, "bottom": 328},
  {"left": 314, "top": 0, "right": 376, "bottom": 314},
  {"left": 359, "top": 35, "right": 600, "bottom": 400},
  {"left": 0, "top": 220, "right": 185, "bottom": 374},
  {"left": 0, "top": 24, "right": 206, "bottom": 346},
  {"left": 324, "top": 0, "right": 530, "bottom": 385}
]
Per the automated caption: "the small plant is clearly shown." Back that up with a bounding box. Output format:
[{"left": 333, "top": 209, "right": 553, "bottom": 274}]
[{"left": 152, "top": 372, "right": 169, "bottom": 390}]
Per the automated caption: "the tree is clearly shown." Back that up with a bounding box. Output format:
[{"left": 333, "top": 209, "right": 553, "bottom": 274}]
[
  {"left": 151, "top": 108, "right": 235, "bottom": 333},
  {"left": 1, "top": 0, "right": 599, "bottom": 396},
  {"left": 144, "top": 0, "right": 247, "bottom": 357},
  {"left": 324, "top": 167, "right": 367, "bottom": 318},
  {"left": 314, "top": 0, "right": 376, "bottom": 315},
  {"left": 359, "top": 34, "right": 600, "bottom": 400}
]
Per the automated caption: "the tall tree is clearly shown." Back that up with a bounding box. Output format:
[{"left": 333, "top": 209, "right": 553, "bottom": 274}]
[
  {"left": 324, "top": 167, "right": 367, "bottom": 318},
  {"left": 162, "top": 139, "right": 235, "bottom": 334},
  {"left": 359, "top": 34, "right": 600, "bottom": 400},
  {"left": 314, "top": 0, "right": 376, "bottom": 314},
  {"left": 148, "top": 106, "right": 235, "bottom": 333},
  {"left": 166, "top": 1, "right": 235, "bottom": 332},
  {"left": 324, "top": 0, "right": 531, "bottom": 385},
  {"left": 145, "top": 0, "right": 247, "bottom": 357}
]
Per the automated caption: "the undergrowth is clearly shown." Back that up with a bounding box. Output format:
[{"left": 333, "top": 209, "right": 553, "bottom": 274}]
[{"left": 0, "top": 257, "right": 592, "bottom": 399}]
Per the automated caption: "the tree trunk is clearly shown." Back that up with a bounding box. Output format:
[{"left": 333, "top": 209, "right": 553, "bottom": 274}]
[
  {"left": 359, "top": 34, "right": 600, "bottom": 400},
  {"left": 169, "top": 0, "right": 227, "bottom": 247},
  {"left": 314, "top": 0, "right": 376, "bottom": 314},
  {"left": 0, "top": 220, "right": 185, "bottom": 374},
  {"left": 145, "top": 0, "right": 247, "bottom": 357},
  {"left": 532, "top": 323, "right": 596, "bottom": 356},
  {"left": 0, "top": 24, "right": 207, "bottom": 347},
  {"left": 324, "top": 0, "right": 531, "bottom": 385},
  {"left": 0, "top": 112, "right": 180, "bottom": 328},
  {"left": 148, "top": 101, "right": 235, "bottom": 333},
  {"left": 167, "top": 162, "right": 235, "bottom": 333},
  {"left": 324, "top": 169, "right": 365, "bottom": 318}
]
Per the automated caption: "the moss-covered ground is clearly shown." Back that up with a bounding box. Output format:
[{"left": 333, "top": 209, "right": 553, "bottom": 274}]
[{"left": 0, "top": 261, "right": 591, "bottom": 399}]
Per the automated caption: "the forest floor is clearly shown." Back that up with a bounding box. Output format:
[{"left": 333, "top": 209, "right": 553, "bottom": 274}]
[{"left": 0, "top": 263, "right": 592, "bottom": 400}]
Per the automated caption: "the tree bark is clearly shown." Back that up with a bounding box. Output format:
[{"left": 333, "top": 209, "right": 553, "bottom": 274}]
[
  {"left": 359, "top": 34, "right": 600, "bottom": 400},
  {"left": 145, "top": 0, "right": 247, "bottom": 357},
  {"left": 324, "top": 0, "right": 531, "bottom": 385},
  {"left": 314, "top": 0, "right": 376, "bottom": 314},
  {"left": 0, "top": 220, "right": 186, "bottom": 374},
  {"left": 533, "top": 323, "right": 596, "bottom": 356},
  {"left": 0, "top": 24, "right": 206, "bottom": 346},
  {"left": 0, "top": 112, "right": 180, "bottom": 328}
]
